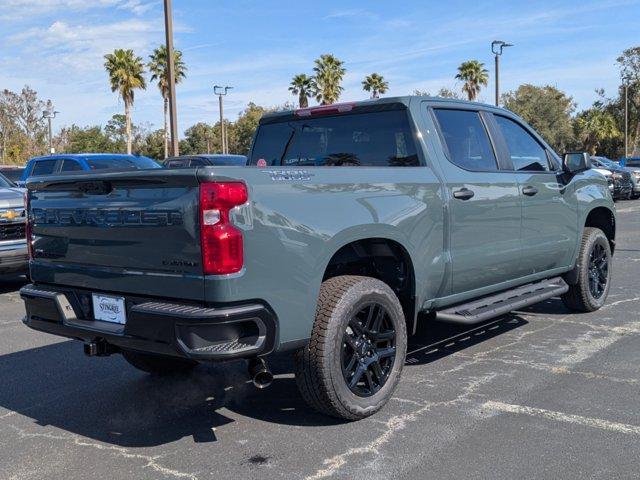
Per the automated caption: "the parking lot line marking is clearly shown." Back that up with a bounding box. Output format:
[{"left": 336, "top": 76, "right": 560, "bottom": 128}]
[{"left": 482, "top": 401, "right": 640, "bottom": 435}]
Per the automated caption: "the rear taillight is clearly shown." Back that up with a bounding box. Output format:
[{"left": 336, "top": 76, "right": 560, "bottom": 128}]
[
  {"left": 199, "top": 182, "right": 248, "bottom": 275},
  {"left": 24, "top": 190, "right": 33, "bottom": 260}
]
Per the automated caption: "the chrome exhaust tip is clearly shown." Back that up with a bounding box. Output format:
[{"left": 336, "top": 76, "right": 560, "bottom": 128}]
[{"left": 248, "top": 358, "right": 273, "bottom": 389}]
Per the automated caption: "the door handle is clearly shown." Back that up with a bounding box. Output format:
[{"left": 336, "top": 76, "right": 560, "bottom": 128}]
[
  {"left": 453, "top": 188, "right": 475, "bottom": 200},
  {"left": 522, "top": 186, "right": 538, "bottom": 196}
]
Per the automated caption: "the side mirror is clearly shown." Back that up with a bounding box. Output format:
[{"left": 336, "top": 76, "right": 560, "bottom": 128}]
[{"left": 563, "top": 152, "right": 591, "bottom": 174}]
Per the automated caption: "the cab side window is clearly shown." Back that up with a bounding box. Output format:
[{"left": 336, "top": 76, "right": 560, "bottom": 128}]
[
  {"left": 433, "top": 109, "right": 498, "bottom": 171},
  {"left": 494, "top": 115, "right": 549, "bottom": 172},
  {"left": 61, "top": 159, "right": 83, "bottom": 172},
  {"left": 31, "top": 159, "right": 58, "bottom": 176}
]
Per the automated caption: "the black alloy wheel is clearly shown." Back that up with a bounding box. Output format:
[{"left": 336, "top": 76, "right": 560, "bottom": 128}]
[
  {"left": 341, "top": 303, "right": 396, "bottom": 397},
  {"left": 588, "top": 242, "right": 609, "bottom": 299}
]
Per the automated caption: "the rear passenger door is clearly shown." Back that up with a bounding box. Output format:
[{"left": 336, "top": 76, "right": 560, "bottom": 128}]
[
  {"left": 432, "top": 108, "right": 525, "bottom": 295},
  {"left": 492, "top": 114, "right": 577, "bottom": 274}
]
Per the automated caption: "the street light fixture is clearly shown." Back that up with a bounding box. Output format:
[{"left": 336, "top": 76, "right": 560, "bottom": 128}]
[
  {"left": 42, "top": 110, "right": 59, "bottom": 154},
  {"left": 214, "top": 85, "right": 233, "bottom": 154},
  {"left": 491, "top": 40, "right": 513, "bottom": 107}
]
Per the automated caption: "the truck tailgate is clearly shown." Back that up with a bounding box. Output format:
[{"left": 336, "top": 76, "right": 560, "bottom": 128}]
[{"left": 27, "top": 169, "right": 204, "bottom": 301}]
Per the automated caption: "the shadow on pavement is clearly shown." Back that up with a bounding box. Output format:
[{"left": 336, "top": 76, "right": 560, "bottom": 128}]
[{"left": 0, "top": 296, "right": 569, "bottom": 448}]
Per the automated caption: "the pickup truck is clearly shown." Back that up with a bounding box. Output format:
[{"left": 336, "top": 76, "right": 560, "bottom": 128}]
[
  {"left": 20, "top": 96, "right": 615, "bottom": 420},
  {"left": 0, "top": 173, "right": 27, "bottom": 275}
]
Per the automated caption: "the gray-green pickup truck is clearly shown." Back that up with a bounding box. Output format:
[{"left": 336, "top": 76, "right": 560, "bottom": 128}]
[{"left": 21, "top": 96, "right": 615, "bottom": 420}]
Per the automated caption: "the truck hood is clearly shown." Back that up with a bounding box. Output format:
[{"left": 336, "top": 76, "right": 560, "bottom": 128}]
[{"left": 0, "top": 187, "right": 25, "bottom": 209}]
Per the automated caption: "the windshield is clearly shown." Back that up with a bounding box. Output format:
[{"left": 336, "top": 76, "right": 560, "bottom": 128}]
[
  {"left": 86, "top": 156, "right": 161, "bottom": 170},
  {"left": 0, "top": 173, "right": 14, "bottom": 188},
  {"left": 250, "top": 109, "right": 419, "bottom": 167},
  {"left": 595, "top": 157, "right": 618, "bottom": 168}
]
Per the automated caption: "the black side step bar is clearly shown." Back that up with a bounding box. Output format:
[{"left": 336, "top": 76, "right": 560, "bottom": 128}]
[{"left": 436, "top": 277, "right": 569, "bottom": 325}]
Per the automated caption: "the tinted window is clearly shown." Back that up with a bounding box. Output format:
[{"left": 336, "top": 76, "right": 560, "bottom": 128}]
[
  {"left": 31, "top": 160, "right": 57, "bottom": 176},
  {"left": 434, "top": 109, "right": 497, "bottom": 171},
  {"left": 495, "top": 115, "right": 549, "bottom": 171},
  {"left": 86, "top": 156, "right": 160, "bottom": 170},
  {"left": 189, "top": 158, "right": 206, "bottom": 166},
  {"left": 250, "top": 110, "right": 419, "bottom": 167},
  {"left": 166, "top": 159, "right": 189, "bottom": 168},
  {"left": 0, "top": 169, "right": 22, "bottom": 183},
  {"left": 626, "top": 159, "right": 640, "bottom": 167},
  {"left": 61, "top": 159, "right": 83, "bottom": 172},
  {"left": 0, "top": 173, "right": 13, "bottom": 188}
]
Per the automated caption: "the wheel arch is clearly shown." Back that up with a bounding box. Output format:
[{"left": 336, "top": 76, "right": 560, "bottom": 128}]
[{"left": 320, "top": 236, "right": 418, "bottom": 336}]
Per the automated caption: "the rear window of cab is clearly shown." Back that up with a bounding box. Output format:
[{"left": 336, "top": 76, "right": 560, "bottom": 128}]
[{"left": 249, "top": 109, "right": 420, "bottom": 167}]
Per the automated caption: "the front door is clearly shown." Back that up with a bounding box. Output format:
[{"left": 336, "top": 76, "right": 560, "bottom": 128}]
[{"left": 432, "top": 108, "right": 525, "bottom": 294}]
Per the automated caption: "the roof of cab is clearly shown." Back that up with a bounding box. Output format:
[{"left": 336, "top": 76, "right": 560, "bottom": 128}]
[{"left": 260, "top": 95, "right": 508, "bottom": 123}]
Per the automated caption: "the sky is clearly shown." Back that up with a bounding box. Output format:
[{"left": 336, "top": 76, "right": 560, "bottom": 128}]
[{"left": 1, "top": 0, "right": 639, "bottom": 137}]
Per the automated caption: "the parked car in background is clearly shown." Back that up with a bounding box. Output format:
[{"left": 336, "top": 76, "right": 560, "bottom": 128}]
[
  {"left": 591, "top": 156, "right": 634, "bottom": 199},
  {"left": 591, "top": 164, "right": 615, "bottom": 195},
  {"left": 163, "top": 154, "right": 247, "bottom": 168},
  {"left": 0, "top": 172, "right": 27, "bottom": 276},
  {"left": 0, "top": 166, "right": 25, "bottom": 184},
  {"left": 21, "top": 154, "right": 161, "bottom": 183},
  {"left": 614, "top": 157, "right": 640, "bottom": 198}
]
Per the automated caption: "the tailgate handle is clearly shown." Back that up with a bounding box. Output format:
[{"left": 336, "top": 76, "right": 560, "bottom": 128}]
[{"left": 76, "top": 181, "right": 112, "bottom": 195}]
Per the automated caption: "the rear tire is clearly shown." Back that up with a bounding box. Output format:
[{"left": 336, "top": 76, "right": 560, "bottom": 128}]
[
  {"left": 122, "top": 349, "right": 198, "bottom": 375},
  {"left": 562, "top": 227, "right": 612, "bottom": 312},
  {"left": 294, "top": 275, "right": 407, "bottom": 420}
]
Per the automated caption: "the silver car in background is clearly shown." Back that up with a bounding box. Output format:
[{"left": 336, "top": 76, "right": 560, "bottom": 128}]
[{"left": 0, "top": 173, "right": 27, "bottom": 276}]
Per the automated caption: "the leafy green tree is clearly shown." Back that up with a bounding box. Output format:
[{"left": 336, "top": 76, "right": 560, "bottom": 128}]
[
  {"left": 104, "top": 49, "right": 146, "bottom": 154},
  {"left": 0, "top": 86, "right": 50, "bottom": 161},
  {"left": 139, "top": 129, "right": 166, "bottom": 160},
  {"left": 574, "top": 108, "right": 621, "bottom": 155},
  {"left": 502, "top": 84, "right": 576, "bottom": 153},
  {"left": 312, "top": 54, "right": 346, "bottom": 105},
  {"left": 179, "top": 122, "right": 218, "bottom": 155},
  {"left": 289, "top": 74, "right": 313, "bottom": 108},
  {"left": 455, "top": 60, "right": 489, "bottom": 101},
  {"left": 362, "top": 73, "right": 389, "bottom": 99},
  {"left": 617, "top": 47, "right": 640, "bottom": 156},
  {"left": 61, "top": 125, "right": 117, "bottom": 153},
  {"left": 148, "top": 45, "right": 187, "bottom": 159},
  {"left": 231, "top": 103, "right": 267, "bottom": 154}
]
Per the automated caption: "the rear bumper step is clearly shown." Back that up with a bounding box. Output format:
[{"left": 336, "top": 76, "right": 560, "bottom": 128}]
[
  {"left": 436, "top": 277, "right": 569, "bottom": 325},
  {"left": 20, "top": 283, "right": 277, "bottom": 361}
]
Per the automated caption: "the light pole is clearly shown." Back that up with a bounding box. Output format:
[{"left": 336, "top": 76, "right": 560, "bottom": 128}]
[
  {"left": 214, "top": 85, "right": 232, "bottom": 154},
  {"left": 163, "top": 0, "right": 179, "bottom": 156},
  {"left": 624, "top": 82, "right": 629, "bottom": 159},
  {"left": 491, "top": 40, "right": 513, "bottom": 107},
  {"left": 42, "top": 110, "right": 59, "bottom": 154}
]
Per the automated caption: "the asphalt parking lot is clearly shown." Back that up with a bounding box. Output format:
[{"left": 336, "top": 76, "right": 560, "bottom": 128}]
[{"left": 1, "top": 202, "right": 639, "bottom": 480}]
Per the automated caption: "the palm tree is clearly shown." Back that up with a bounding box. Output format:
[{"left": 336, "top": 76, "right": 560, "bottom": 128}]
[
  {"left": 288, "top": 74, "right": 313, "bottom": 108},
  {"left": 362, "top": 73, "right": 389, "bottom": 99},
  {"left": 312, "top": 54, "right": 346, "bottom": 105},
  {"left": 148, "top": 45, "right": 187, "bottom": 158},
  {"left": 455, "top": 60, "right": 489, "bottom": 102},
  {"left": 104, "top": 49, "right": 146, "bottom": 154}
]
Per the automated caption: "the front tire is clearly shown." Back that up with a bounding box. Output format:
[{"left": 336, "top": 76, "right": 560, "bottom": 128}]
[
  {"left": 562, "top": 227, "right": 612, "bottom": 312},
  {"left": 294, "top": 275, "right": 407, "bottom": 420},
  {"left": 122, "top": 349, "right": 198, "bottom": 375}
]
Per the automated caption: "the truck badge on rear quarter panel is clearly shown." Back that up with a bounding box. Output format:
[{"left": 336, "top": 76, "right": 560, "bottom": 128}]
[{"left": 262, "top": 170, "right": 313, "bottom": 182}]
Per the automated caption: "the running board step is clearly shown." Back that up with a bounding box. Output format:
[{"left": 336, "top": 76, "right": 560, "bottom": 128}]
[{"left": 436, "top": 277, "right": 569, "bottom": 325}]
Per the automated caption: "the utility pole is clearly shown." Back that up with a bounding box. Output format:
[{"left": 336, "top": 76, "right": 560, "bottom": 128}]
[
  {"left": 42, "top": 110, "right": 59, "bottom": 154},
  {"left": 491, "top": 40, "right": 513, "bottom": 107},
  {"left": 214, "top": 85, "right": 232, "bottom": 154},
  {"left": 624, "top": 83, "right": 629, "bottom": 158},
  {"left": 164, "top": 0, "right": 179, "bottom": 156}
]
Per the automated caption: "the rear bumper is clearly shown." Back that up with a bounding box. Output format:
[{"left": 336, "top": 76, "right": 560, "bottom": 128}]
[
  {"left": 0, "top": 241, "right": 28, "bottom": 274},
  {"left": 20, "top": 283, "right": 278, "bottom": 361}
]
